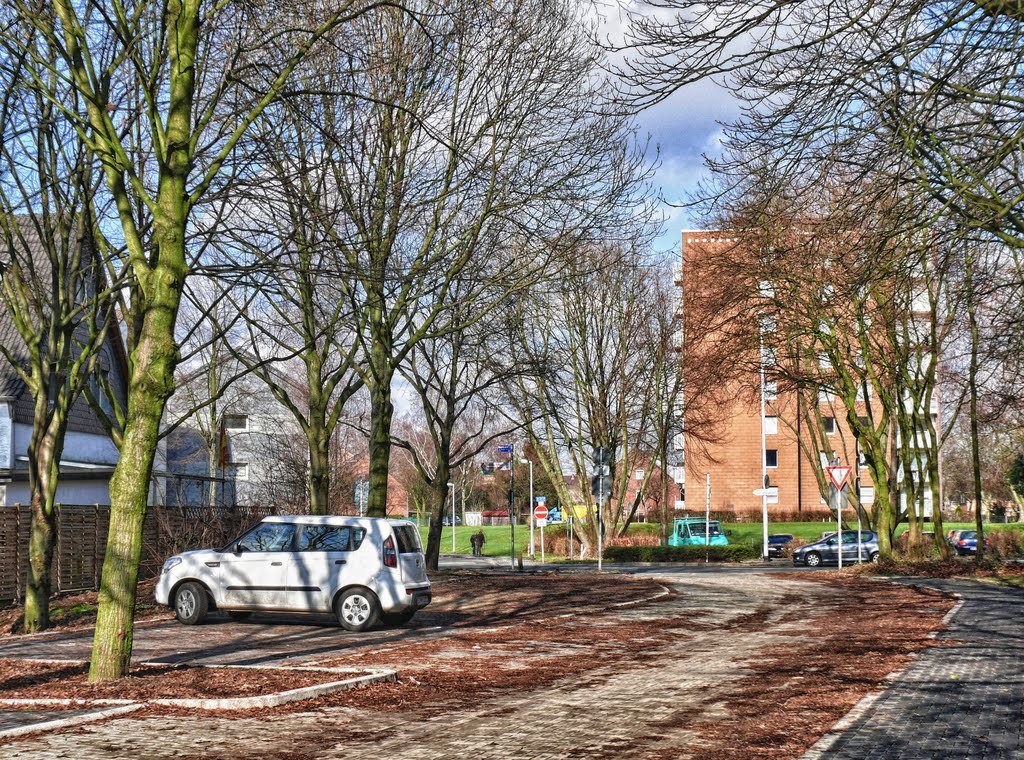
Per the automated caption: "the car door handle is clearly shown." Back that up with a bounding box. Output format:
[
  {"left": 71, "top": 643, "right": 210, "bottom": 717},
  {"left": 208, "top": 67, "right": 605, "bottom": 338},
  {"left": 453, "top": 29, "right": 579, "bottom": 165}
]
[
  {"left": 335, "top": 560, "right": 346, "bottom": 565},
  {"left": 271, "top": 561, "right": 283, "bottom": 566},
  {"left": 205, "top": 562, "right": 220, "bottom": 568}
]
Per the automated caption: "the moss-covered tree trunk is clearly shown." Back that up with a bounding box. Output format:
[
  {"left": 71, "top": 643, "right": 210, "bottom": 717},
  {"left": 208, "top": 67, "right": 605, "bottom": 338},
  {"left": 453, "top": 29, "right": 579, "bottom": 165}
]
[
  {"left": 423, "top": 460, "right": 451, "bottom": 572},
  {"left": 89, "top": 251, "right": 182, "bottom": 679},
  {"left": 308, "top": 424, "right": 330, "bottom": 515},
  {"left": 365, "top": 297, "right": 395, "bottom": 518},
  {"left": 23, "top": 390, "right": 68, "bottom": 632},
  {"left": 366, "top": 376, "right": 394, "bottom": 518}
]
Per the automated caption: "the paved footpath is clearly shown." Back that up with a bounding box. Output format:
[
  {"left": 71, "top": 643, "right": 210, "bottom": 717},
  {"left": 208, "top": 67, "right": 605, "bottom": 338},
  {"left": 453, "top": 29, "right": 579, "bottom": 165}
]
[
  {"left": 2, "top": 571, "right": 1022, "bottom": 758},
  {"left": 806, "top": 578, "right": 1024, "bottom": 759},
  {"left": 0, "top": 571, "right": 832, "bottom": 759}
]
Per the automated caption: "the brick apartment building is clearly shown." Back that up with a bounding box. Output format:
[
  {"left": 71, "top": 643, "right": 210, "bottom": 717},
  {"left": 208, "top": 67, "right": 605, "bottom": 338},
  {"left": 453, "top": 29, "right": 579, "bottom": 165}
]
[{"left": 678, "top": 231, "right": 888, "bottom": 520}]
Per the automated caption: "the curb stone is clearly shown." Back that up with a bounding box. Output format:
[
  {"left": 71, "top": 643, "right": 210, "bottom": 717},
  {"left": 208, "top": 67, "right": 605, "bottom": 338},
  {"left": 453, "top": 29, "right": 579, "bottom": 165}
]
[
  {"left": 0, "top": 666, "right": 397, "bottom": 738},
  {"left": 0, "top": 704, "right": 143, "bottom": 740}
]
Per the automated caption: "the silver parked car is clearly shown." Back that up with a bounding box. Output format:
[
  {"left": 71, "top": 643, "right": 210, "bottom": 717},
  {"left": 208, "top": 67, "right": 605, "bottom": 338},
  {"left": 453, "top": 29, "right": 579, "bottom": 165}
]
[{"left": 792, "top": 530, "right": 879, "bottom": 567}]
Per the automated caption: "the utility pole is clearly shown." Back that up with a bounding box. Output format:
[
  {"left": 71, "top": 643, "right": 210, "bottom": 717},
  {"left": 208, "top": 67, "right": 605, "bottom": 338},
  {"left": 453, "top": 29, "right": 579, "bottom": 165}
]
[{"left": 498, "top": 443, "right": 515, "bottom": 568}]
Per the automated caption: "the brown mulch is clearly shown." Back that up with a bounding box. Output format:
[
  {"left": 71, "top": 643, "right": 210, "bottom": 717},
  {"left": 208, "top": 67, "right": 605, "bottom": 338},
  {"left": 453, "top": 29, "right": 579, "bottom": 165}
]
[
  {"left": 0, "top": 659, "right": 356, "bottom": 702},
  {"left": 0, "top": 578, "right": 169, "bottom": 636},
  {"left": 852, "top": 555, "right": 1024, "bottom": 579},
  {"left": 277, "top": 573, "right": 953, "bottom": 760}
]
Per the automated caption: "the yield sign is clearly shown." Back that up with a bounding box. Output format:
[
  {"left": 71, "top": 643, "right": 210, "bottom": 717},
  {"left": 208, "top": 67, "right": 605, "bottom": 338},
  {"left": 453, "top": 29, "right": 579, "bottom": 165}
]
[{"left": 826, "top": 465, "right": 852, "bottom": 490}]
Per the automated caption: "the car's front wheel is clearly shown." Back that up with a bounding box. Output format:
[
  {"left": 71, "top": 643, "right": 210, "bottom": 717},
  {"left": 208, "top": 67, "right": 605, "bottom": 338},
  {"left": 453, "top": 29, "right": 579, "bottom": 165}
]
[
  {"left": 804, "top": 552, "right": 822, "bottom": 568},
  {"left": 870, "top": 551, "right": 879, "bottom": 563},
  {"left": 174, "top": 582, "right": 208, "bottom": 625},
  {"left": 335, "top": 588, "right": 381, "bottom": 632}
]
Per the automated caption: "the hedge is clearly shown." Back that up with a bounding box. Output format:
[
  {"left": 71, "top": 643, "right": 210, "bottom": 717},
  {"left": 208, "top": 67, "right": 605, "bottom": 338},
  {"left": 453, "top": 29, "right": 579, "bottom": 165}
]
[{"left": 602, "top": 544, "right": 760, "bottom": 563}]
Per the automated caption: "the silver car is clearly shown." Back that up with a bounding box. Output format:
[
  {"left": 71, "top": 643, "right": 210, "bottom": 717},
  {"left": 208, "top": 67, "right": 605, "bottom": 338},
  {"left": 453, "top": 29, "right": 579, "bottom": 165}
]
[
  {"left": 792, "top": 530, "right": 879, "bottom": 567},
  {"left": 155, "top": 516, "right": 432, "bottom": 631}
]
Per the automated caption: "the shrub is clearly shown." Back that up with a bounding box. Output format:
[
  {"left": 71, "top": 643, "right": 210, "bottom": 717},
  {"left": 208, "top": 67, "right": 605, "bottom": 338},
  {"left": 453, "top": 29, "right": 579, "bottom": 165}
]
[
  {"left": 989, "top": 529, "right": 1023, "bottom": 558},
  {"left": 602, "top": 544, "right": 759, "bottom": 563},
  {"left": 604, "top": 533, "right": 661, "bottom": 548}
]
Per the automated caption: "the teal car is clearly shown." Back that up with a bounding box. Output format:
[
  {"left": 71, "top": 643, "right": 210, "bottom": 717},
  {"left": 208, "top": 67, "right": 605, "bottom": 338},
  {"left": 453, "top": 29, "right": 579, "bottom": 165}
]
[{"left": 668, "top": 518, "right": 729, "bottom": 547}]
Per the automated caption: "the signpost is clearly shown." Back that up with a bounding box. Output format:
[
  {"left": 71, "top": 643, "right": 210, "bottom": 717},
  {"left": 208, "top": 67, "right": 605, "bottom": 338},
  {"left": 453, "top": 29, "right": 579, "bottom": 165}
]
[
  {"left": 534, "top": 501, "right": 549, "bottom": 563},
  {"left": 826, "top": 465, "right": 852, "bottom": 568}
]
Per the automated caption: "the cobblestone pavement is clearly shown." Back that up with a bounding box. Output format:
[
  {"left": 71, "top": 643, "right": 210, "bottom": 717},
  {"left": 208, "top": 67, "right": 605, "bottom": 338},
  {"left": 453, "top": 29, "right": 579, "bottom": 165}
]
[
  {"left": 806, "top": 578, "right": 1024, "bottom": 760},
  {"left": 1, "top": 570, "right": 839, "bottom": 759}
]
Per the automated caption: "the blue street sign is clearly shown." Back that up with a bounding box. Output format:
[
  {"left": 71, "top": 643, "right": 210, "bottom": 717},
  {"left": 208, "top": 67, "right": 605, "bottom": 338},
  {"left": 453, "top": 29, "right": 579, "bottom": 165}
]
[{"left": 496, "top": 444, "right": 513, "bottom": 453}]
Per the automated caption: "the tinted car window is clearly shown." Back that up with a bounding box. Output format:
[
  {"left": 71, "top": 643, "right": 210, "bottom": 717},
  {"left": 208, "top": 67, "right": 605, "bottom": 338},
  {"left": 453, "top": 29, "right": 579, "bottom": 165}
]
[
  {"left": 237, "top": 523, "right": 295, "bottom": 552},
  {"left": 393, "top": 525, "right": 422, "bottom": 554},
  {"left": 300, "top": 525, "right": 350, "bottom": 551}
]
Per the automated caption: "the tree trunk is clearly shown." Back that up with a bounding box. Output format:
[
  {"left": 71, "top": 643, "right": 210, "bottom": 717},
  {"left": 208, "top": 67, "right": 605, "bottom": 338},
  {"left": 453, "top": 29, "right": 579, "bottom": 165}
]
[
  {"left": 89, "top": 241, "right": 184, "bottom": 679},
  {"left": 308, "top": 425, "right": 330, "bottom": 515},
  {"left": 23, "top": 398, "right": 66, "bottom": 632},
  {"left": 424, "top": 467, "right": 450, "bottom": 572},
  {"left": 89, "top": 385, "right": 168, "bottom": 680},
  {"left": 366, "top": 375, "right": 394, "bottom": 518},
  {"left": 24, "top": 491, "right": 56, "bottom": 632},
  {"left": 966, "top": 252, "right": 985, "bottom": 562}
]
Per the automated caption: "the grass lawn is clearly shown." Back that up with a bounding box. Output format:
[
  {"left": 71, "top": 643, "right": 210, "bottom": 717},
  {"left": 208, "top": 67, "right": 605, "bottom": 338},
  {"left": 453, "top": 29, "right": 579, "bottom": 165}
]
[
  {"left": 420, "top": 520, "right": 1024, "bottom": 559},
  {"left": 418, "top": 524, "right": 530, "bottom": 560}
]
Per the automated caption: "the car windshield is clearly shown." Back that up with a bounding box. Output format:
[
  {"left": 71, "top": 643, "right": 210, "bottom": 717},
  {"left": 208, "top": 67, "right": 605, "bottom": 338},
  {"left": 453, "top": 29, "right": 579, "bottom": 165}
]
[{"left": 686, "top": 522, "right": 722, "bottom": 536}]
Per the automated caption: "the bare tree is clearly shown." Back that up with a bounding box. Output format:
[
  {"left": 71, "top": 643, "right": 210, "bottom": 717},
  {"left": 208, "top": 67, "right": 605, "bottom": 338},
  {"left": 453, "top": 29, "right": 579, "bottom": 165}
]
[
  {"left": 0, "top": 25, "right": 125, "bottom": 631},
  {"left": 8, "top": 0, "right": 399, "bottom": 680}
]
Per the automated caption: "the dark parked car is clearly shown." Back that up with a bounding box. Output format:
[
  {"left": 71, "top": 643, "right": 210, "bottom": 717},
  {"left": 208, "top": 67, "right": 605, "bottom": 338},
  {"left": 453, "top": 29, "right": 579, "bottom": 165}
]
[
  {"left": 442, "top": 515, "right": 462, "bottom": 527},
  {"left": 793, "top": 530, "right": 879, "bottom": 567},
  {"left": 767, "top": 533, "right": 795, "bottom": 559},
  {"left": 953, "top": 530, "right": 991, "bottom": 556}
]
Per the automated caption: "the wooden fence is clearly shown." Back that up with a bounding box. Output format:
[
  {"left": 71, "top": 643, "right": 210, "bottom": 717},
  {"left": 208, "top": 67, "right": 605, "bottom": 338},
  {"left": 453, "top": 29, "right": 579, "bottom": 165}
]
[{"left": 0, "top": 504, "right": 276, "bottom": 604}]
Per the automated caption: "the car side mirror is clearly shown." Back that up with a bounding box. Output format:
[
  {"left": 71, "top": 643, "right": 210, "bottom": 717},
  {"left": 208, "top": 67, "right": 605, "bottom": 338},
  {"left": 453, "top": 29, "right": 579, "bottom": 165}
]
[
  {"left": 827, "top": 539, "right": 836, "bottom": 545},
  {"left": 233, "top": 543, "right": 243, "bottom": 556}
]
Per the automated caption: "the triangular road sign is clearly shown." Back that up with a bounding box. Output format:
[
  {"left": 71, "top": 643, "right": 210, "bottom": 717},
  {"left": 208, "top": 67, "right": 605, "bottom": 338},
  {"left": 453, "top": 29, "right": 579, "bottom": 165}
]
[{"left": 826, "top": 465, "right": 852, "bottom": 490}]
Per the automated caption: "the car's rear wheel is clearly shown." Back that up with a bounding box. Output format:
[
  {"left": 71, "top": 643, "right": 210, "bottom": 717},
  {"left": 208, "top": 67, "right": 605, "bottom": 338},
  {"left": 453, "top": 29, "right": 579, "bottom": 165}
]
[
  {"left": 382, "top": 609, "right": 416, "bottom": 627},
  {"left": 174, "top": 582, "right": 208, "bottom": 625},
  {"left": 336, "top": 588, "right": 381, "bottom": 632},
  {"left": 805, "top": 552, "right": 822, "bottom": 567},
  {"left": 870, "top": 551, "right": 879, "bottom": 563}
]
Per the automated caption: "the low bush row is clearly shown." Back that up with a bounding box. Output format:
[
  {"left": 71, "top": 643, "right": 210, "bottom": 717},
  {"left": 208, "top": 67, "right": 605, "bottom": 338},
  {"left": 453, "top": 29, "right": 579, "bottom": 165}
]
[{"left": 602, "top": 544, "right": 760, "bottom": 563}]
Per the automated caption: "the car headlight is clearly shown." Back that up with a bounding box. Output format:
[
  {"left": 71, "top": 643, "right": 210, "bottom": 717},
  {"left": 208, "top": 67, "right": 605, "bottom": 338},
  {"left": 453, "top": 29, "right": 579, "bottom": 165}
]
[{"left": 162, "top": 557, "right": 182, "bottom": 574}]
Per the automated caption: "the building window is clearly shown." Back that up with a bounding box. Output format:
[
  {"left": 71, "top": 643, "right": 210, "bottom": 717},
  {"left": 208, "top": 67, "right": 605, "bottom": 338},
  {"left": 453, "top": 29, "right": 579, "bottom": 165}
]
[
  {"left": 89, "top": 370, "right": 114, "bottom": 415},
  {"left": 823, "top": 416, "right": 836, "bottom": 435},
  {"left": 766, "top": 449, "right": 778, "bottom": 468},
  {"left": 765, "top": 416, "right": 778, "bottom": 435},
  {"left": 226, "top": 463, "right": 249, "bottom": 481},
  {"left": 224, "top": 414, "right": 249, "bottom": 431},
  {"left": 764, "top": 380, "right": 778, "bottom": 401},
  {"left": 856, "top": 383, "right": 873, "bottom": 402}
]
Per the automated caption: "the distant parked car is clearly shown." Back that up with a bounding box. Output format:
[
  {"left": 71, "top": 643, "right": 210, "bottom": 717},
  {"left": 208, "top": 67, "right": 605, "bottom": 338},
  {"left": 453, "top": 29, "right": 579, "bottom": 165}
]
[
  {"left": 953, "top": 530, "right": 991, "bottom": 556},
  {"left": 442, "top": 515, "right": 462, "bottom": 526},
  {"left": 668, "top": 518, "right": 729, "bottom": 547},
  {"left": 793, "top": 531, "right": 879, "bottom": 567},
  {"left": 767, "top": 533, "right": 795, "bottom": 559},
  {"left": 947, "top": 529, "right": 969, "bottom": 546}
]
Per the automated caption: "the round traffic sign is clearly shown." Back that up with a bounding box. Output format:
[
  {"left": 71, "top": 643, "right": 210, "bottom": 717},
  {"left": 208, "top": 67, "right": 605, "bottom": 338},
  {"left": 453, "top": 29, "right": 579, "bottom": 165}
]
[{"left": 534, "top": 504, "right": 549, "bottom": 520}]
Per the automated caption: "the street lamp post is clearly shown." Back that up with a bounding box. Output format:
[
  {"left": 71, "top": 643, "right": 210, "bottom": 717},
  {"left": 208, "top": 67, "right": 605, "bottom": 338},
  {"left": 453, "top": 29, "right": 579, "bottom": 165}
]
[
  {"left": 521, "top": 459, "right": 534, "bottom": 556},
  {"left": 448, "top": 481, "right": 455, "bottom": 554}
]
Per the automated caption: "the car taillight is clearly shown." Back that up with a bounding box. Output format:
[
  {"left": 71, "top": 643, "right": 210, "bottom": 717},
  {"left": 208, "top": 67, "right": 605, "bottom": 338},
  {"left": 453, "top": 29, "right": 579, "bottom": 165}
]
[
  {"left": 958, "top": 540, "right": 967, "bottom": 546},
  {"left": 383, "top": 535, "right": 398, "bottom": 568}
]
